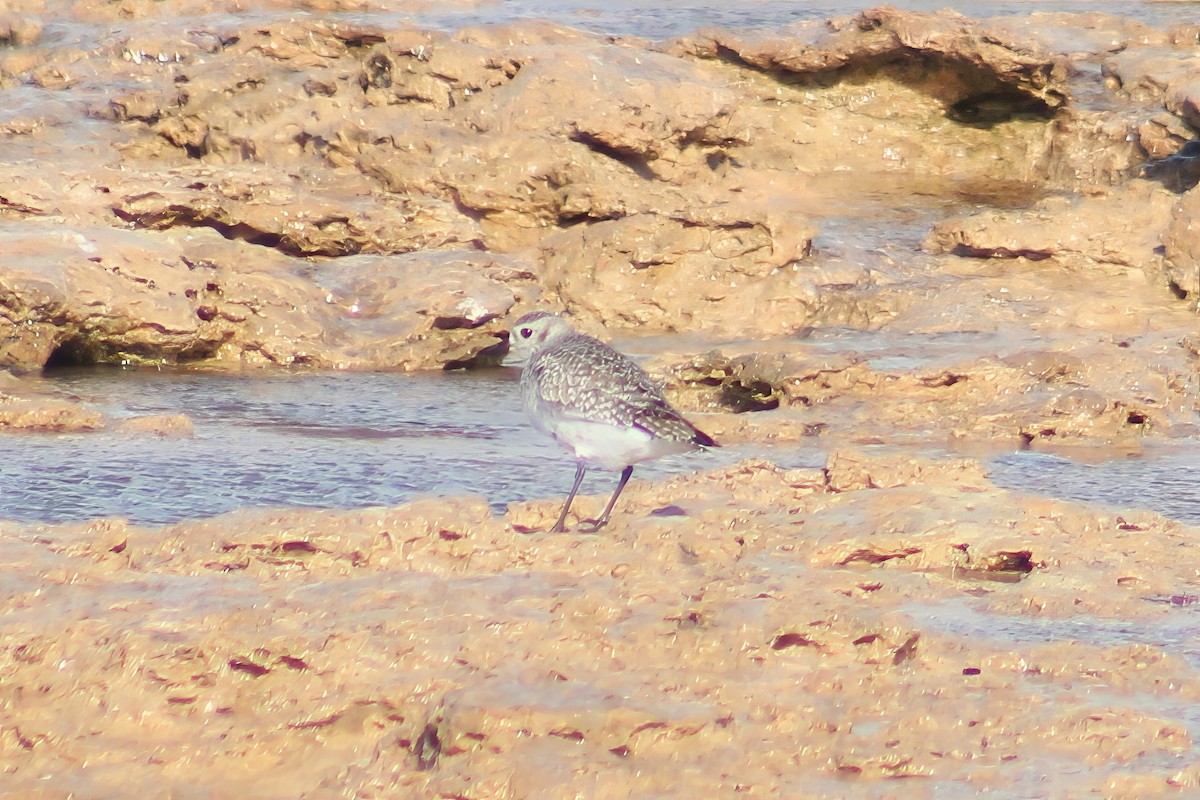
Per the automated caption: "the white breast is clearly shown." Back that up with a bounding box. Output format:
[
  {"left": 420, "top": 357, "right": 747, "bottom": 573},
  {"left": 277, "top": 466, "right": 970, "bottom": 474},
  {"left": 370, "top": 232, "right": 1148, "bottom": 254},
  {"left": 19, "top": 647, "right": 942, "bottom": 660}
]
[{"left": 548, "top": 416, "right": 694, "bottom": 471}]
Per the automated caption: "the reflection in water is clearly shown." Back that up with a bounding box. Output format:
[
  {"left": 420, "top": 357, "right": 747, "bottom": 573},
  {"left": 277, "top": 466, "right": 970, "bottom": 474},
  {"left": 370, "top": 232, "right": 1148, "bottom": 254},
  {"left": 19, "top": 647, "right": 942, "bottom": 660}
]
[{"left": 0, "top": 367, "right": 816, "bottom": 526}]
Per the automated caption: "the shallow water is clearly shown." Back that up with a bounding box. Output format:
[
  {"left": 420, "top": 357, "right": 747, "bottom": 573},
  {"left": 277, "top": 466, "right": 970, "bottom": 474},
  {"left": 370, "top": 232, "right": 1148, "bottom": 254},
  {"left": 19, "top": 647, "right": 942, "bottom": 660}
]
[
  {"left": 32, "top": 0, "right": 1187, "bottom": 59},
  {"left": 400, "top": 0, "right": 1188, "bottom": 39},
  {"left": 9, "top": 363, "right": 1200, "bottom": 529},
  {"left": 912, "top": 594, "right": 1200, "bottom": 670},
  {"left": 990, "top": 448, "right": 1200, "bottom": 526},
  {"left": 0, "top": 367, "right": 816, "bottom": 526}
]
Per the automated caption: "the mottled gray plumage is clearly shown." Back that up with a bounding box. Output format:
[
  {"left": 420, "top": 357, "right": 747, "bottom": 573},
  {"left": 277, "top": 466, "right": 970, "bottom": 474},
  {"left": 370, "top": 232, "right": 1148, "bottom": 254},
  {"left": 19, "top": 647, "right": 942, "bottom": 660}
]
[
  {"left": 523, "top": 328, "right": 711, "bottom": 445},
  {"left": 506, "top": 311, "right": 717, "bottom": 533}
]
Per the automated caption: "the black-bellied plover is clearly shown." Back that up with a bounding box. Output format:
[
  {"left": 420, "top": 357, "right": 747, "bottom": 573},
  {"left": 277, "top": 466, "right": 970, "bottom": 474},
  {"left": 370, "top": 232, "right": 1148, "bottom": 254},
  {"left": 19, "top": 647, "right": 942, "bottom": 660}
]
[{"left": 506, "top": 311, "right": 718, "bottom": 533}]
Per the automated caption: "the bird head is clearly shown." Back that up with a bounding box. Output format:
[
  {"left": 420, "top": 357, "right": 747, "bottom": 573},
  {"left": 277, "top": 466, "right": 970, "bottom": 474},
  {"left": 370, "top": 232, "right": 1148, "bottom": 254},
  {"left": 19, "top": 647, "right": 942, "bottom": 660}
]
[{"left": 503, "top": 311, "right": 573, "bottom": 367}]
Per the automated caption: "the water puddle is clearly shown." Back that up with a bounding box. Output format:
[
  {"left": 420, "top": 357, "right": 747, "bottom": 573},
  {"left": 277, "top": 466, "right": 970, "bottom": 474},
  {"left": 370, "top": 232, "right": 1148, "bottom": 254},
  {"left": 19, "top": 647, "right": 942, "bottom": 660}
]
[
  {"left": 0, "top": 366, "right": 820, "bottom": 526},
  {"left": 9, "top": 360, "right": 1200, "bottom": 532},
  {"left": 989, "top": 448, "right": 1200, "bottom": 526},
  {"left": 911, "top": 597, "right": 1200, "bottom": 670},
  {"left": 802, "top": 326, "right": 1011, "bottom": 373}
]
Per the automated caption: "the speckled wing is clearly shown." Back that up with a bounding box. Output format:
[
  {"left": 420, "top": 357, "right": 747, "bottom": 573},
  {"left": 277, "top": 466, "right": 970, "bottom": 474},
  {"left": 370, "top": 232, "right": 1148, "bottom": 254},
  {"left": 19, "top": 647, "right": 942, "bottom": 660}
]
[{"left": 522, "top": 333, "right": 714, "bottom": 446}]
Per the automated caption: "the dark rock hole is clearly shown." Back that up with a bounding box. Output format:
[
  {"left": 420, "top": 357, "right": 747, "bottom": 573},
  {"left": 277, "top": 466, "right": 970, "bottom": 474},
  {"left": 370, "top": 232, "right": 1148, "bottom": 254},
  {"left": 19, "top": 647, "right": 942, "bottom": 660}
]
[
  {"left": 44, "top": 336, "right": 98, "bottom": 368},
  {"left": 719, "top": 379, "right": 781, "bottom": 413},
  {"left": 1138, "top": 140, "right": 1200, "bottom": 193},
  {"left": 946, "top": 90, "right": 1058, "bottom": 128}
]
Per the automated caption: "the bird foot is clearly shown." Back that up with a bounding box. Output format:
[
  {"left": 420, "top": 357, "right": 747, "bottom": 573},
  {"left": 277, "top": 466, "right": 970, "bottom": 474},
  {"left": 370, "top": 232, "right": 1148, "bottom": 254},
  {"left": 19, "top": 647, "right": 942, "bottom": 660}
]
[{"left": 515, "top": 517, "right": 606, "bottom": 535}]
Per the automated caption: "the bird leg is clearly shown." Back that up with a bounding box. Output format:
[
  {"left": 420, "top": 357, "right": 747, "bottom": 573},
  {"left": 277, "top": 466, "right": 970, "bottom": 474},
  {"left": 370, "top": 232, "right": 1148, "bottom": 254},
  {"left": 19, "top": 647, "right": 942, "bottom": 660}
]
[
  {"left": 579, "top": 465, "right": 633, "bottom": 533},
  {"left": 551, "top": 461, "right": 588, "bottom": 533}
]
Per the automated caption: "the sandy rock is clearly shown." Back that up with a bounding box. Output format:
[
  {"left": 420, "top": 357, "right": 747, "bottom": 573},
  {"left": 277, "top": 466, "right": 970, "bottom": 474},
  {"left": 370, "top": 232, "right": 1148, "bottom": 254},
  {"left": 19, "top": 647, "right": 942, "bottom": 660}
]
[
  {"left": 1163, "top": 186, "right": 1200, "bottom": 296},
  {"left": 0, "top": 370, "right": 197, "bottom": 434},
  {"left": 1103, "top": 46, "right": 1200, "bottom": 129},
  {"left": 463, "top": 41, "right": 740, "bottom": 171},
  {"left": 668, "top": 321, "right": 1200, "bottom": 449},
  {"left": 667, "top": 8, "right": 1190, "bottom": 192},
  {"left": 357, "top": 35, "right": 513, "bottom": 110},
  {"left": 3, "top": 4, "right": 1185, "bottom": 371},
  {"left": 349, "top": 33, "right": 747, "bottom": 250},
  {"left": 825, "top": 448, "right": 992, "bottom": 491},
  {"left": 0, "top": 389, "right": 104, "bottom": 432},
  {"left": 1136, "top": 111, "right": 1194, "bottom": 160},
  {"left": 363, "top": 129, "right": 654, "bottom": 251},
  {"left": 0, "top": 15, "right": 43, "bottom": 47},
  {"left": 984, "top": 12, "right": 1170, "bottom": 59},
  {"left": 0, "top": 219, "right": 526, "bottom": 371},
  {"left": 1173, "top": 24, "right": 1200, "bottom": 47},
  {"left": 536, "top": 202, "right": 817, "bottom": 334},
  {"left": 0, "top": 223, "right": 228, "bottom": 369},
  {"left": 0, "top": 3, "right": 1193, "bottom": 406},
  {"left": 1168, "top": 77, "right": 1200, "bottom": 133},
  {"left": 300, "top": 249, "right": 530, "bottom": 369},
  {"left": 109, "top": 167, "right": 482, "bottom": 257},
  {"left": 670, "top": 6, "right": 1070, "bottom": 110},
  {"left": 1097, "top": 44, "right": 1200, "bottom": 187},
  {"left": 924, "top": 181, "right": 1177, "bottom": 276},
  {"left": 201, "top": 246, "right": 529, "bottom": 369},
  {"left": 5, "top": 450, "right": 1200, "bottom": 796},
  {"left": 114, "top": 413, "right": 195, "bottom": 437}
]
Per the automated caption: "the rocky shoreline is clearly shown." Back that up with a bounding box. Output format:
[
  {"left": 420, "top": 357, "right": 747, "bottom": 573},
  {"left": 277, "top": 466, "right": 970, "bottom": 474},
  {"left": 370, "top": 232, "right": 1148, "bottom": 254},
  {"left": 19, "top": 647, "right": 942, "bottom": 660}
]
[{"left": 0, "top": 6, "right": 1196, "bottom": 448}]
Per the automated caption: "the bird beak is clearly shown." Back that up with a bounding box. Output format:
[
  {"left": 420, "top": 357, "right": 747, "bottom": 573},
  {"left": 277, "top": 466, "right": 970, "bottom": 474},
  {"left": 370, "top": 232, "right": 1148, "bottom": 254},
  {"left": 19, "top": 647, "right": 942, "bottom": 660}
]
[{"left": 496, "top": 330, "right": 524, "bottom": 369}]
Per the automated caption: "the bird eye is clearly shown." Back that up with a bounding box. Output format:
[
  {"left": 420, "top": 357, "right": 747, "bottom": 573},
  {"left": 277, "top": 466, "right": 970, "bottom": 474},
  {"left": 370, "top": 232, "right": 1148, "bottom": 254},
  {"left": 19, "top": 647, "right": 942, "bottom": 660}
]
[{"left": 519, "top": 327, "right": 533, "bottom": 339}]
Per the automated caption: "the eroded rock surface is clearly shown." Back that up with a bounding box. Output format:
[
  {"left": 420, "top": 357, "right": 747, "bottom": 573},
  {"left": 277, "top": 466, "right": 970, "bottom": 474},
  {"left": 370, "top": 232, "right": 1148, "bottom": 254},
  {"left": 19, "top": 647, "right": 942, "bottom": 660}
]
[
  {"left": 923, "top": 181, "right": 1175, "bottom": 273},
  {"left": 0, "top": 221, "right": 524, "bottom": 370},
  {"left": 1, "top": 4, "right": 1195, "bottom": 372}
]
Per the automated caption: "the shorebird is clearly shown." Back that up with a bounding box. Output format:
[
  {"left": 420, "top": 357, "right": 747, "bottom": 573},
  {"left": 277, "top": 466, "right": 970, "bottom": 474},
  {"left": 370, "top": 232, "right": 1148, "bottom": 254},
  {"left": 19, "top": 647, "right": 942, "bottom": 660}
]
[{"left": 505, "top": 311, "right": 718, "bottom": 532}]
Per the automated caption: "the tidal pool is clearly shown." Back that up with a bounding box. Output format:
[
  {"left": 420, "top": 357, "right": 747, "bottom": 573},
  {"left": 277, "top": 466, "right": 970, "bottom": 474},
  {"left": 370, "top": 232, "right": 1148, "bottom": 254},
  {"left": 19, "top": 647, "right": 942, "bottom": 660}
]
[
  {"left": 6, "top": 365, "right": 1200, "bottom": 528},
  {"left": 0, "top": 367, "right": 812, "bottom": 526}
]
